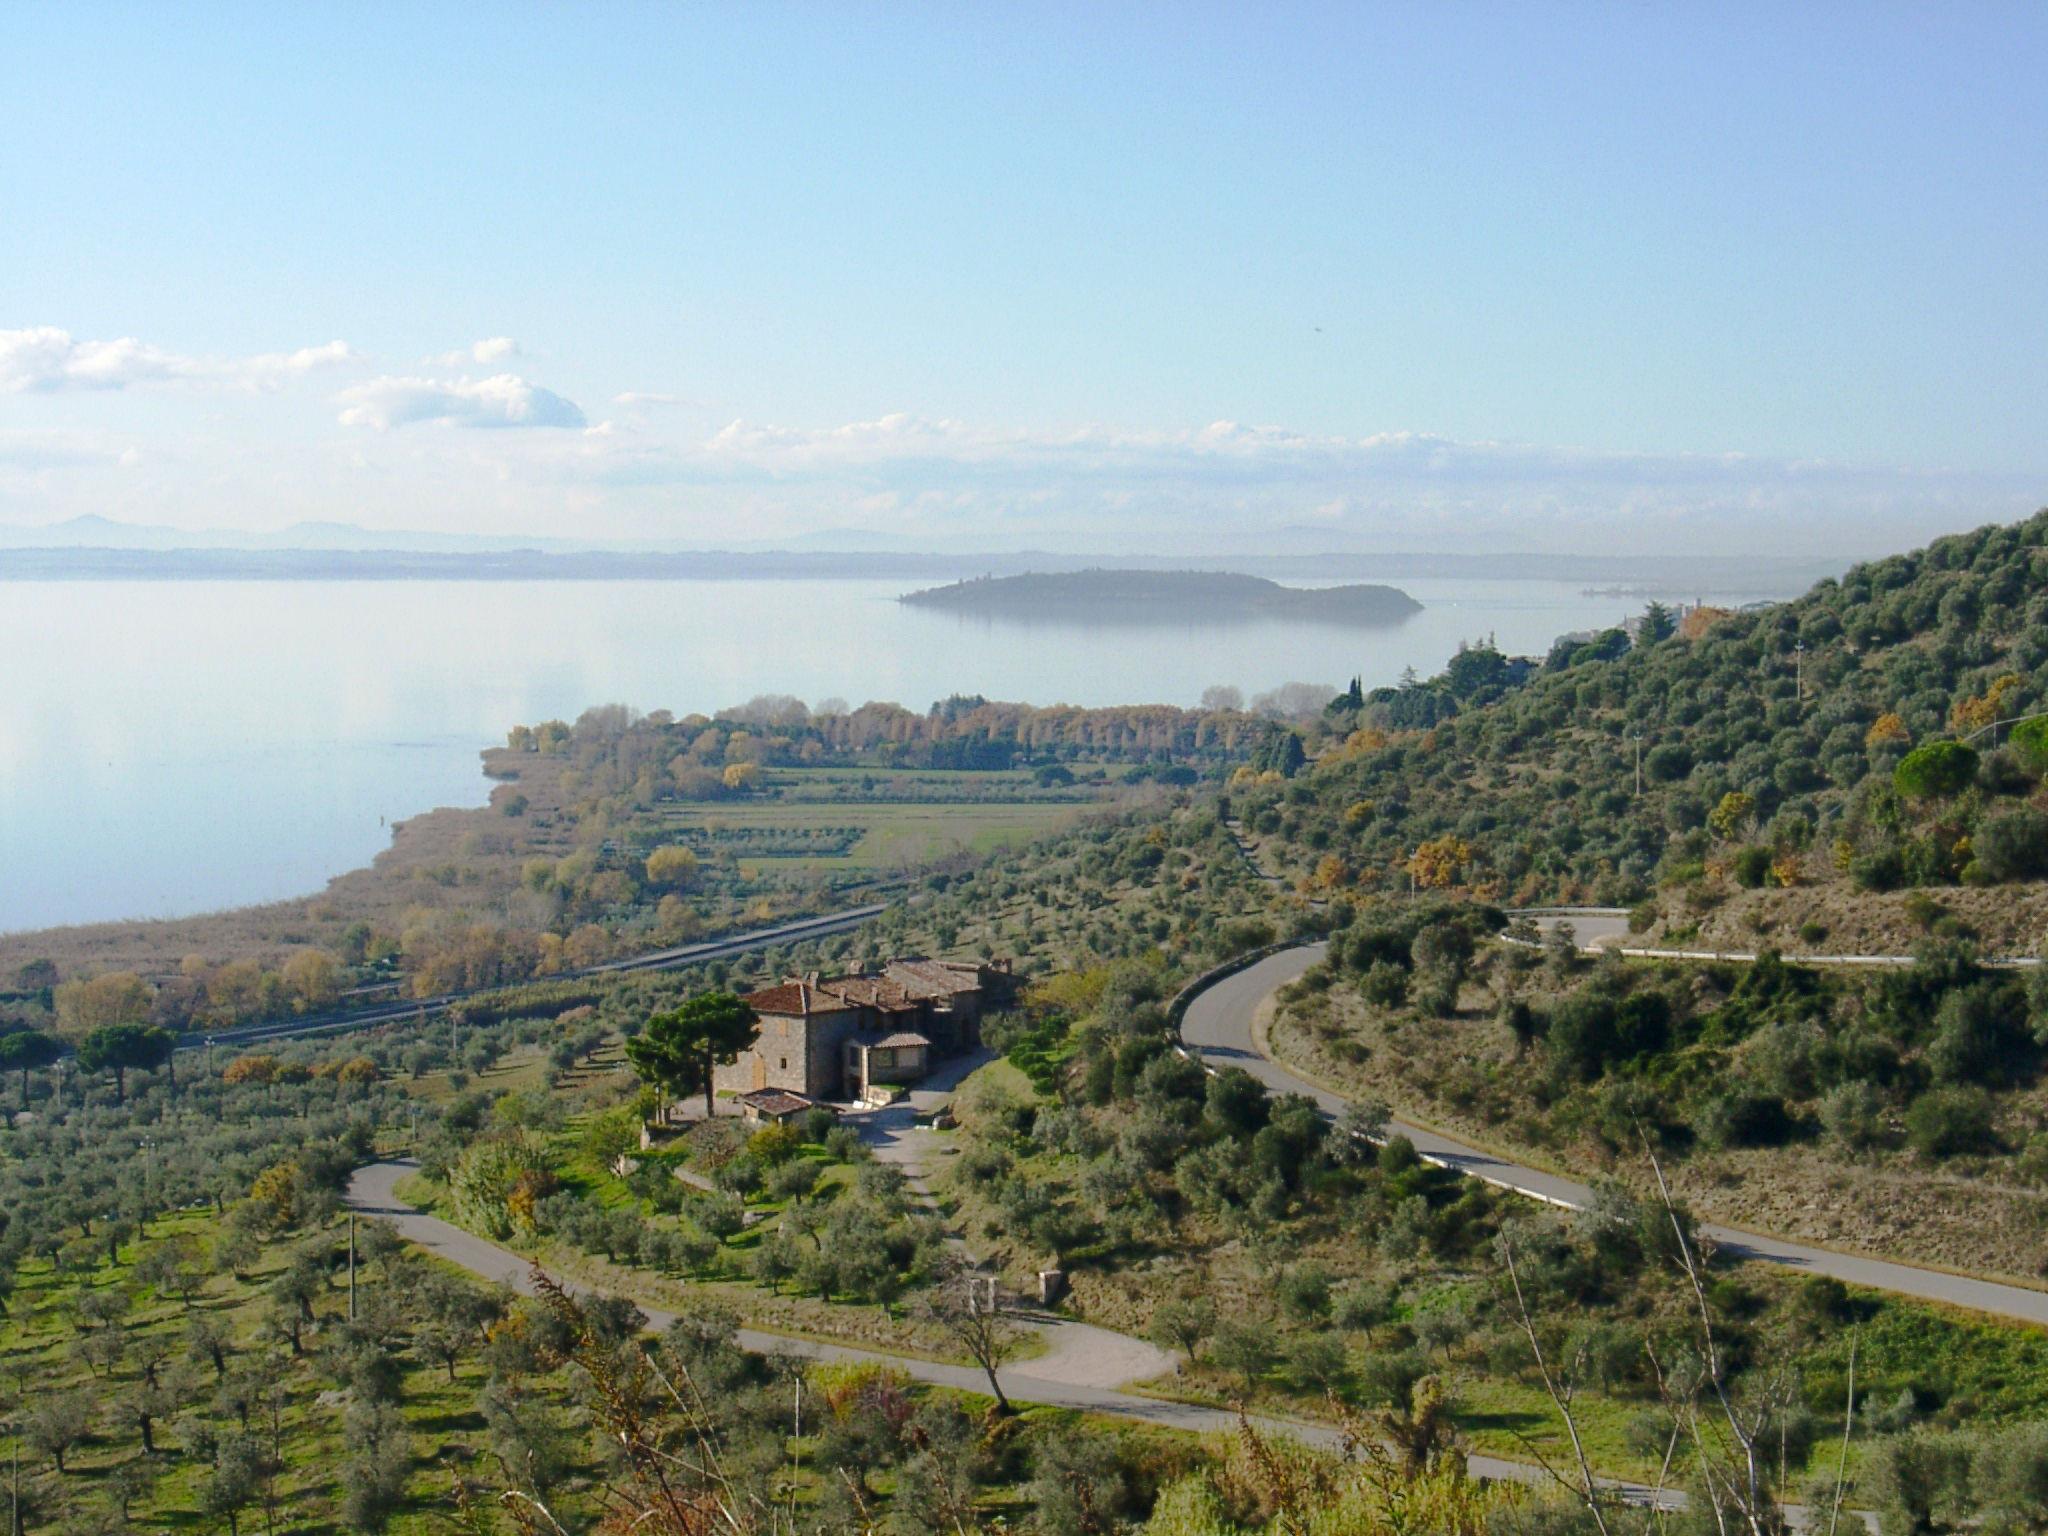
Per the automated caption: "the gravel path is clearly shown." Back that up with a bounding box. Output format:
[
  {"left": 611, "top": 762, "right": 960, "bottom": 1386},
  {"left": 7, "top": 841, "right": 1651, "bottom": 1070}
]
[
  {"left": 343, "top": 1159, "right": 1667, "bottom": 1501},
  {"left": 1181, "top": 945, "right": 2048, "bottom": 1325},
  {"left": 838, "top": 1052, "right": 1181, "bottom": 1391}
]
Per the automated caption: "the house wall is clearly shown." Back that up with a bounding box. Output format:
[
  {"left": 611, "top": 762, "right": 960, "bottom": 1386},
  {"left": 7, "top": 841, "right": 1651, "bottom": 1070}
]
[
  {"left": 805, "top": 1009, "right": 861, "bottom": 1098},
  {"left": 714, "top": 1006, "right": 865, "bottom": 1102}
]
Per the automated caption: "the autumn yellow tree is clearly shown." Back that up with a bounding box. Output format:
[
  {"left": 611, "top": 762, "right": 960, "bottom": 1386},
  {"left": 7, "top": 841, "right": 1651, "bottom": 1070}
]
[
  {"left": 721, "top": 761, "right": 761, "bottom": 791},
  {"left": 53, "top": 971, "right": 154, "bottom": 1035},
  {"left": 644, "top": 844, "right": 701, "bottom": 890},
  {"left": 1707, "top": 790, "right": 1757, "bottom": 841},
  {"left": 222, "top": 1055, "right": 281, "bottom": 1085},
  {"left": 1407, "top": 835, "right": 1473, "bottom": 890},
  {"left": 281, "top": 950, "right": 340, "bottom": 1012},
  {"left": 1310, "top": 853, "right": 1354, "bottom": 892},
  {"left": 1865, "top": 712, "right": 1911, "bottom": 748},
  {"left": 1951, "top": 673, "right": 2023, "bottom": 734},
  {"left": 249, "top": 1162, "right": 299, "bottom": 1226}
]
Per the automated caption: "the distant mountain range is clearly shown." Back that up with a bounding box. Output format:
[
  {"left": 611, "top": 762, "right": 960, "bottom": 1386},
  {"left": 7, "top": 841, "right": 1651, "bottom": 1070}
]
[
  {"left": 0, "top": 515, "right": 1844, "bottom": 594},
  {"left": 900, "top": 570, "right": 1424, "bottom": 626},
  {"left": 0, "top": 514, "right": 593, "bottom": 554}
]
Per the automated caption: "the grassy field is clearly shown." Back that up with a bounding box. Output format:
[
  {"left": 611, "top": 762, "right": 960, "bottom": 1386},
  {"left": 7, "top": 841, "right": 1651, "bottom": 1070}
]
[{"left": 656, "top": 797, "right": 1087, "bottom": 873}]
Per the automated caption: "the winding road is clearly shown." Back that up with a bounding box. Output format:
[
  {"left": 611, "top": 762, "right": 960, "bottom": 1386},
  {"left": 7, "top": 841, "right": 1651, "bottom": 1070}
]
[
  {"left": 344, "top": 929, "right": 2010, "bottom": 1514},
  {"left": 1181, "top": 944, "right": 2048, "bottom": 1326},
  {"left": 343, "top": 1160, "right": 1652, "bottom": 1501}
]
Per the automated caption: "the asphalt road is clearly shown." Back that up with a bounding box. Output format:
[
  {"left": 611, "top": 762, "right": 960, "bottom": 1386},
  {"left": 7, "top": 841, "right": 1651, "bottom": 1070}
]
[
  {"left": 194, "top": 902, "right": 892, "bottom": 1051},
  {"left": 1181, "top": 944, "right": 2048, "bottom": 1327}
]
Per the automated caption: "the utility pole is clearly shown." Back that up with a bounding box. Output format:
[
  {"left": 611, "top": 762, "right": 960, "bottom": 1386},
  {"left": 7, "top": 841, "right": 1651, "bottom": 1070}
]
[
  {"left": 138, "top": 1138, "right": 155, "bottom": 1236},
  {"left": 347, "top": 1213, "right": 357, "bottom": 1322}
]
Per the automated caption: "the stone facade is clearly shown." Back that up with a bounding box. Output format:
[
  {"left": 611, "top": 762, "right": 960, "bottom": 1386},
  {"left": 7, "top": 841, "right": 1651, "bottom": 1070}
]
[{"left": 714, "top": 957, "right": 1009, "bottom": 1103}]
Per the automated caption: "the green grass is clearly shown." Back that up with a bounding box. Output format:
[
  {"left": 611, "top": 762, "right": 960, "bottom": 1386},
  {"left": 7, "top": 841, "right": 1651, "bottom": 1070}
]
[{"left": 655, "top": 798, "right": 1084, "bottom": 872}]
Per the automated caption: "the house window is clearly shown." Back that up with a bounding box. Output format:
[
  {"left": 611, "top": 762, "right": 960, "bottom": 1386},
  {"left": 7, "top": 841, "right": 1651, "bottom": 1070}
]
[{"left": 779, "top": 1057, "right": 788, "bottom": 1070}]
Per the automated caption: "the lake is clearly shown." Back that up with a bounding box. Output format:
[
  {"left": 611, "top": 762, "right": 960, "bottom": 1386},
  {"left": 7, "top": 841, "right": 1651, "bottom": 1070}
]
[{"left": 0, "top": 575, "right": 1758, "bottom": 933}]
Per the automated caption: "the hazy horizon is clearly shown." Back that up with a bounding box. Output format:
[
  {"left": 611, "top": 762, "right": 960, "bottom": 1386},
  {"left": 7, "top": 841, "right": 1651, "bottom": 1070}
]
[{"left": 9, "top": 4, "right": 2048, "bottom": 559}]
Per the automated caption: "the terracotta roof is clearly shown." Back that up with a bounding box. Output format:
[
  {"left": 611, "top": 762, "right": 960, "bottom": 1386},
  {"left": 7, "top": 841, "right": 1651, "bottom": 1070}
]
[
  {"left": 882, "top": 959, "right": 984, "bottom": 1000},
  {"left": 738, "top": 1089, "right": 815, "bottom": 1116},
  {"left": 743, "top": 981, "right": 852, "bottom": 1016},
  {"left": 820, "top": 974, "right": 920, "bottom": 1011},
  {"left": 860, "top": 1029, "right": 931, "bottom": 1050}
]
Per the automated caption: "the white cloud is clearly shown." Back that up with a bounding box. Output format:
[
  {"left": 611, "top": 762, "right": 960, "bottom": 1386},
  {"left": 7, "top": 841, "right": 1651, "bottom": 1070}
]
[
  {"left": 336, "top": 373, "right": 588, "bottom": 431},
  {"left": 426, "top": 337, "right": 522, "bottom": 367},
  {"left": 0, "top": 326, "right": 354, "bottom": 392},
  {"left": 613, "top": 390, "right": 678, "bottom": 406}
]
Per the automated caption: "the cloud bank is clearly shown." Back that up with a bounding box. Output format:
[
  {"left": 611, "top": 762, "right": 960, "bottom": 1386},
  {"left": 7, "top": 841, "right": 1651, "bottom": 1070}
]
[
  {"left": 336, "top": 373, "right": 588, "bottom": 431},
  {"left": 0, "top": 327, "right": 353, "bottom": 392},
  {"left": 426, "top": 337, "right": 522, "bottom": 367},
  {"left": 3, "top": 321, "right": 2037, "bottom": 556}
]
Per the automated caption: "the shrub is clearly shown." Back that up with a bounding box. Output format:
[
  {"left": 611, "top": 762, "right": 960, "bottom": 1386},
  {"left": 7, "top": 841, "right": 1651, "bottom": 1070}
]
[
  {"left": 1904, "top": 1087, "right": 1998, "bottom": 1158},
  {"left": 1927, "top": 983, "right": 2030, "bottom": 1086},
  {"left": 1819, "top": 1081, "right": 1886, "bottom": 1151},
  {"left": 1412, "top": 968, "right": 1460, "bottom": 1018},
  {"left": 746, "top": 1124, "right": 803, "bottom": 1166},
  {"left": 1850, "top": 848, "right": 1907, "bottom": 892},
  {"left": 1973, "top": 809, "right": 2048, "bottom": 881},
  {"left": 1903, "top": 892, "right": 1946, "bottom": 931},
  {"left": 1694, "top": 1090, "right": 1793, "bottom": 1149},
  {"left": 2010, "top": 716, "right": 2048, "bottom": 777},
  {"left": 1894, "top": 742, "right": 1979, "bottom": 800},
  {"left": 1645, "top": 744, "right": 1693, "bottom": 783},
  {"left": 1359, "top": 961, "right": 1409, "bottom": 1009},
  {"left": 1731, "top": 846, "right": 1773, "bottom": 889}
]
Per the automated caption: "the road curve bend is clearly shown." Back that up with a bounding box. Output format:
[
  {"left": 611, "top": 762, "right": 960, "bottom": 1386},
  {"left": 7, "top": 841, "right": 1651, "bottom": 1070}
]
[
  {"left": 1180, "top": 945, "right": 2048, "bottom": 1328},
  {"left": 345, "top": 1160, "right": 1655, "bottom": 1500}
]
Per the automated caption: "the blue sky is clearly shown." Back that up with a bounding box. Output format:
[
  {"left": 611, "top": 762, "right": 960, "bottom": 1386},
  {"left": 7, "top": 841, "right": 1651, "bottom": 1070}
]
[{"left": 5, "top": 2, "right": 2046, "bottom": 553}]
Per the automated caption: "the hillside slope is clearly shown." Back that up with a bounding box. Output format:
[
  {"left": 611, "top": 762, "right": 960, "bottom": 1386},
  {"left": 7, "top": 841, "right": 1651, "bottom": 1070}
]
[{"left": 1243, "top": 511, "right": 2048, "bottom": 938}]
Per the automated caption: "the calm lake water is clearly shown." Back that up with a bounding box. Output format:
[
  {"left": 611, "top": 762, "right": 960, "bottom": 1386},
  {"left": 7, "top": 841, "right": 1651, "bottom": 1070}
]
[{"left": 0, "top": 576, "right": 1754, "bottom": 933}]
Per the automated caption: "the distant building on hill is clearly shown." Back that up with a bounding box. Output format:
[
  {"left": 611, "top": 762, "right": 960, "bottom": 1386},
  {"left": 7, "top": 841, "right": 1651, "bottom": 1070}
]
[{"left": 714, "top": 957, "right": 1010, "bottom": 1106}]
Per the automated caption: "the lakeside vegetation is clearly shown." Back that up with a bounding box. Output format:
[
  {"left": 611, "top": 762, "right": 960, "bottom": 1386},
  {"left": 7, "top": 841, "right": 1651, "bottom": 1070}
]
[{"left": 0, "top": 693, "right": 1294, "bottom": 1023}]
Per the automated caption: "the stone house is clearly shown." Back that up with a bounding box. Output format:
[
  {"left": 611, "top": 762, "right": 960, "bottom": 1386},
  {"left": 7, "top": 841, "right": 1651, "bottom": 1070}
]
[{"left": 712, "top": 956, "right": 1009, "bottom": 1104}]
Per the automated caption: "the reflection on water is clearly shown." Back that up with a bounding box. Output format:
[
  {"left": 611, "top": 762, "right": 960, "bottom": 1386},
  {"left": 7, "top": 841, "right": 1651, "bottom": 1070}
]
[{"left": 0, "top": 575, "right": 1756, "bottom": 931}]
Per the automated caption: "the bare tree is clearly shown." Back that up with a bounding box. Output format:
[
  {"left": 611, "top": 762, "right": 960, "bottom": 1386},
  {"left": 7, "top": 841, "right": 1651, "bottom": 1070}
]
[
  {"left": 914, "top": 1259, "right": 1021, "bottom": 1414},
  {"left": 1640, "top": 1140, "right": 1797, "bottom": 1536},
  {"left": 1497, "top": 1228, "right": 1616, "bottom": 1536}
]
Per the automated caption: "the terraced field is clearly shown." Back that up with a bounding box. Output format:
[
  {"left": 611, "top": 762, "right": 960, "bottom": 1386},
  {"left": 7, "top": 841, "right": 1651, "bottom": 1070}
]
[{"left": 651, "top": 766, "right": 1111, "bottom": 872}]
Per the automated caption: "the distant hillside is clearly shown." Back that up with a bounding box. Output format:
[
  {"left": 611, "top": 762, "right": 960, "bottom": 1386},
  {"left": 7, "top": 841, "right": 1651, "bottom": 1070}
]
[
  {"left": 1235, "top": 510, "right": 2048, "bottom": 924},
  {"left": 899, "top": 569, "right": 1423, "bottom": 625}
]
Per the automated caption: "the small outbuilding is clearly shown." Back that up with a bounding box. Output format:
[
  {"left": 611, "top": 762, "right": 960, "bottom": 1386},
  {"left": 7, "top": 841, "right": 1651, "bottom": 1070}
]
[{"left": 735, "top": 1088, "right": 821, "bottom": 1127}]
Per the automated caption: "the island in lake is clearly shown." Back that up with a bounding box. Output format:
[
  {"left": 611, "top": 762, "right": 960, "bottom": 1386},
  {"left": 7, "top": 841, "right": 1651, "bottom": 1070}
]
[{"left": 898, "top": 568, "right": 1423, "bottom": 626}]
